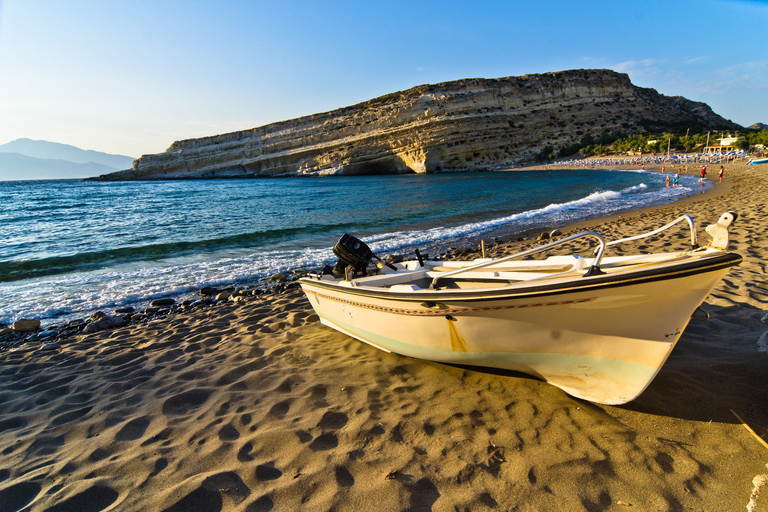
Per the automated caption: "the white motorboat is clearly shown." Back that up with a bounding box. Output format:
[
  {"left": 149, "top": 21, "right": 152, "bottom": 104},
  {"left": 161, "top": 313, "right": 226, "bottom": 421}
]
[{"left": 299, "top": 213, "right": 741, "bottom": 405}]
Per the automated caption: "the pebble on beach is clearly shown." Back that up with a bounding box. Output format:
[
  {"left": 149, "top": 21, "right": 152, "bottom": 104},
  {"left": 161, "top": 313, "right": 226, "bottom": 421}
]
[
  {"left": 82, "top": 311, "right": 129, "bottom": 334},
  {"left": 199, "top": 287, "right": 219, "bottom": 296},
  {"left": 12, "top": 318, "right": 41, "bottom": 332},
  {"left": 150, "top": 298, "right": 175, "bottom": 307}
]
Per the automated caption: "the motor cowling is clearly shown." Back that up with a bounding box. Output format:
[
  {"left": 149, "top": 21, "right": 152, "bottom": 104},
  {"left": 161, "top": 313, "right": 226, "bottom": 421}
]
[{"left": 332, "top": 234, "right": 373, "bottom": 278}]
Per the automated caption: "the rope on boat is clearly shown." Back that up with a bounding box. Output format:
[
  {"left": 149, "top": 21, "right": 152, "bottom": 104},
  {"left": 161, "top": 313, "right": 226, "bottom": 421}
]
[{"left": 691, "top": 306, "right": 710, "bottom": 321}]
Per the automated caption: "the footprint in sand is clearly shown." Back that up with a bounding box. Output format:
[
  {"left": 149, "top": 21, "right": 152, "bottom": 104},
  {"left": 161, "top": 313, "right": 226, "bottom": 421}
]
[
  {"left": 308, "top": 432, "right": 338, "bottom": 451},
  {"left": 150, "top": 457, "right": 168, "bottom": 477},
  {"left": 403, "top": 478, "right": 440, "bottom": 511},
  {"left": 161, "top": 389, "right": 212, "bottom": 415},
  {"left": 162, "top": 472, "right": 250, "bottom": 512},
  {"left": 218, "top": 423, "right": 240, "bottom": 442},
  {"left": 0, "top": 481, "right": 42, "bottom": 511},
  {"left": 267, "top": 399, "right": 291, "bottom": 418},
  {"left": 114, "top": 416, "right": 151, "bottom": 442},
  {"left": 245, "top": 494, "right": 274, "bottom": 512},
  {"left": 27, "top": 435, "right": 65, "bottom": 456},
  {"left": 89, "top": 447, "right": 112, "bottom": 462},
  {"left": 44, "top": 485, "right": 119, "bottom": 512},
  {"left": 215, "top": 360, "right": 267, "bottom": 387},
  {"left": 308, "top": 384, "right": 328, "bottom": 407},
  {"left": 317, "top": 411, "right": 348, "bottom": 430},
  {"left": 161, "top": 487, "right": 222, "bottom": 512},
  {"left": 237, "top": 442, "right": 254, "bottom": 462},
  {"left": 255, "top": 462, "right": 282, "bottom": 481},
  {"left": 0, "top": 417, "right": 26, "bottom": 433},
  {"left": 335, "top": 466, "right": 354, "bottom": 487}
]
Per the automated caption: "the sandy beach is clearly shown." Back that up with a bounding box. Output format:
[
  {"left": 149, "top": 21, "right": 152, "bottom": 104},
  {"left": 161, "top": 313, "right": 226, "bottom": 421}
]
[{"left": 1, "top": 161, "right": 767, "bottom": 511}]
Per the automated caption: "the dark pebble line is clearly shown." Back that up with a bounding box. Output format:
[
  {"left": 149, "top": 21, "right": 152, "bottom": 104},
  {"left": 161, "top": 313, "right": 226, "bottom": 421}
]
[{"left": 0, "top": 228, "right": 557, "bottom": 353}]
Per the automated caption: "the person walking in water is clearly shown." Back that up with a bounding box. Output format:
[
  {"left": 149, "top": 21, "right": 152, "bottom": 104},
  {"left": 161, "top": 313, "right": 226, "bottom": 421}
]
[{"left": 700, "top": 166, "right": 707, "bottom": 178}]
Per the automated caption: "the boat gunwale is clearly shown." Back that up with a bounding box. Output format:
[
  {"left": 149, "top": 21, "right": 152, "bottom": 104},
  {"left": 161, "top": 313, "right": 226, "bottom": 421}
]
[{"left": 299, "top": 251, "right": 742, "bottom": 303}]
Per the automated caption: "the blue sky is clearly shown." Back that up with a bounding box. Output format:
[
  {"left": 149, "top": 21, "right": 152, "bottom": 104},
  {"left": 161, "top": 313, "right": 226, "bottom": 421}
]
[{"left": 0, "top": 0, "right": 766, "bottom": 157}]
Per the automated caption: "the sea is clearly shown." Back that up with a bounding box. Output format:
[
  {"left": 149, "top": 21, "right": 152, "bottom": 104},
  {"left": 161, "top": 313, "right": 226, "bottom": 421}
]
[{"left": 0, "top": 169, "right": 709, "bottom": 327}]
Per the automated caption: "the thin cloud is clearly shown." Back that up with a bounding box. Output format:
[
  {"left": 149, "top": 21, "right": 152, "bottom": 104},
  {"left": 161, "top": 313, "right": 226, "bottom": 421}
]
[
  {"left": 613, "top": 59, "right": 661, "bottom": 75},
  {"left": 685, "top": 56, "right": 712, "bottom": 64},
  {"left": 702, "top": 60, "right": 768, "bottom": 94},
  {"left": 720, "top": 60, "right": 768, "bottom": 74}
]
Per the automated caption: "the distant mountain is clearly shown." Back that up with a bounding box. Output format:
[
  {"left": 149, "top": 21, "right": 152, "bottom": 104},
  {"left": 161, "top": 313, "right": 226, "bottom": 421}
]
[
  {"left": 0, "top": 138, "right": 135, "bottom": 169},
  {"left": 749, "top": 123, "right": 767, "bottom": 130},
  {"left": 0, "top": 138, "right": 135, "bottom": 181},
  {"left": 0, "top": 153, "right": 120, "bottom": 181}
]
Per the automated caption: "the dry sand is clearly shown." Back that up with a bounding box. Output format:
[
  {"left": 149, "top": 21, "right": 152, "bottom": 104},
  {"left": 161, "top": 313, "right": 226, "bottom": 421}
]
[{"left": 1, "top": 161, "right": 767, "bottom": 511}]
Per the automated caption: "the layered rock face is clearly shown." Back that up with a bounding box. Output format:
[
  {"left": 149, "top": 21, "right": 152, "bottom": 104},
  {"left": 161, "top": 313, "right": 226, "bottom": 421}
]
[{"left": 94, "top": 69, "right": 740, "bottom": 180}]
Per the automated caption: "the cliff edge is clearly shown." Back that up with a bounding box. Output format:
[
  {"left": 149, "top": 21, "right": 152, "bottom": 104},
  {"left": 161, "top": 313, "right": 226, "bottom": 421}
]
[{"left": 92, "top": 69, "right": 740, "bottom": 180}]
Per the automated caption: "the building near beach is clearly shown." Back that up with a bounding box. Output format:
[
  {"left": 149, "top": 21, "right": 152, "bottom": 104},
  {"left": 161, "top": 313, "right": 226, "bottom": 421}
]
[{"left": 704, "top": 135, "right": 745, "bottom": 154}]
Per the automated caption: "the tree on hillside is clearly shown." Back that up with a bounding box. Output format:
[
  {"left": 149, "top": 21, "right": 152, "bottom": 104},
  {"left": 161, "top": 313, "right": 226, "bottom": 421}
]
[
  {"left": 536, "top": 146, "right": 556, "bottom": 162},
  {"left": 556, "top": 129, "right": 760, "bottom": 159}
]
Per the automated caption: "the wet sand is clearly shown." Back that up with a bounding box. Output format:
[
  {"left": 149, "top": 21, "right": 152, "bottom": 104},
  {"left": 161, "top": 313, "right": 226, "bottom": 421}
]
[{"left": 1, "top": 160, "right": 767, "bottom": 511}]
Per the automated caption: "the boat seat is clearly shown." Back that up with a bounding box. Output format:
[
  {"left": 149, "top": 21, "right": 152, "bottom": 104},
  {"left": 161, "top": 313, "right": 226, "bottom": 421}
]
[
  {"left": 431, "top": 264, "right": 575, "bottom": 273},
  {"left": 599, "top": 253, "right": 691, "bottom": 269},
  {"left": 389, "top": 284, "right": 421, "bottom": 292}
]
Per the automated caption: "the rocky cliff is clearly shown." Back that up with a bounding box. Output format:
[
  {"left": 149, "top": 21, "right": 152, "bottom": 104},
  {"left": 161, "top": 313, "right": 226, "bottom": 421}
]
[{"left": 93, "top": 69, "right": 740, "bottom": 180}]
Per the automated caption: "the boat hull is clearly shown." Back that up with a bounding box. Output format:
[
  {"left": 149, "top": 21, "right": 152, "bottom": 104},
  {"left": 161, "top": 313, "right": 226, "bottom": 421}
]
[{"left": 300, "top": 260, "right": 736, "bottom": 404}]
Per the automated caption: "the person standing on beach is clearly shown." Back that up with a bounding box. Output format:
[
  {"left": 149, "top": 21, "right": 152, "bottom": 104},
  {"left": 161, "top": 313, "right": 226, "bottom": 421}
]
[
  {"left": 700, "top": 166, "right": 707, "bottom": 178},
  {"left": 719, "top": 166, "right": 724, "bottom": 183}
]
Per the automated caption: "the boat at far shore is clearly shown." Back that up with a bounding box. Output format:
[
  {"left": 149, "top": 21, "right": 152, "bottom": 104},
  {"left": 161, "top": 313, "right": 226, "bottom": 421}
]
[
  {"left": 300, "top": 213, "right": 742, "bottom": 405},
  {"left": 748, "top": 157, "right": 768, "bottom": 165}
]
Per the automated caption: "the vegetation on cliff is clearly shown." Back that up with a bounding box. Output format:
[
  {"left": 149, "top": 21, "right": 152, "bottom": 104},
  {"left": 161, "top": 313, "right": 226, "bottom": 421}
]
[{"left": 540, "top": 128, "right": 767, "bottom": 161}]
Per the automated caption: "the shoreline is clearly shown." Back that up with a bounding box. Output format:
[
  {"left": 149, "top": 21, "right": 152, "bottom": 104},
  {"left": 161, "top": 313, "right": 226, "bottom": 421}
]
[
  {"left": 546, "top": 166, "right": 734, "bottom": 238},
  {"left": 1, "top": 160, "right": 767, "bottom": 510},
  {"left": 483, "top": 157, "right": 736, "bottom": 242},
  {"left": 2, "top": 165, "right": 713, "bottom": 335}
]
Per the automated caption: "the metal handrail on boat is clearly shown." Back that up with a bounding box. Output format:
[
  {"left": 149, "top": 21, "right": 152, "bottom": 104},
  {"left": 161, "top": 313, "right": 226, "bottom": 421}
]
[
  {"left": 605, "top": 214, "right": 698, "bottom": 249},
  {"left": 429, "top": 231, "right": 607, "bottom": 290}
]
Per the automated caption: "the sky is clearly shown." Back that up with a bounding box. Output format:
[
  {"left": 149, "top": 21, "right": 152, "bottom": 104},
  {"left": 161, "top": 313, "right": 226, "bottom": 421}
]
[{"left": 0, "top": 0, "right": 766, "bottom": 158}]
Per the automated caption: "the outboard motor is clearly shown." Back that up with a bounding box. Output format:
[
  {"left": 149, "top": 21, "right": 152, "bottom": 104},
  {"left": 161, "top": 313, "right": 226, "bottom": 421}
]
[
  {"left": 332, "top": 234, "right": 374, "bottom": 278},
  {"left": 331, "top": 234, "right": 397, "bottom": 279}
]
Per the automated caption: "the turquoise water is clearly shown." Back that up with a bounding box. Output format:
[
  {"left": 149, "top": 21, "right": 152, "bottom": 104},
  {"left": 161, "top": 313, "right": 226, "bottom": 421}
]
[{"left": 0, "top": 170, "right": 707, "bottom": 324}]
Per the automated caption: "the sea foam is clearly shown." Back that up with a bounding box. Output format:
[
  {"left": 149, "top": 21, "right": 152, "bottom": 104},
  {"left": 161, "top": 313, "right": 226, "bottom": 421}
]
[{"left": 0, "top": 170, "right": 709, "bottom": 325}]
